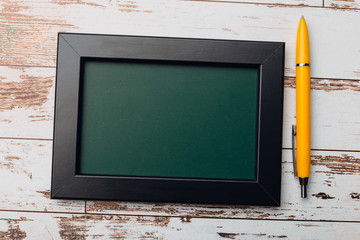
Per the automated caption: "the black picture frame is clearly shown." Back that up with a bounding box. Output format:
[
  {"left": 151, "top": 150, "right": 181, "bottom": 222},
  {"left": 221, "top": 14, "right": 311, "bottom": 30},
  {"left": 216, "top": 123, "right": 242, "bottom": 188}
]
[{"left": 51, "top": 33, "right": 285, "bottom": 206}]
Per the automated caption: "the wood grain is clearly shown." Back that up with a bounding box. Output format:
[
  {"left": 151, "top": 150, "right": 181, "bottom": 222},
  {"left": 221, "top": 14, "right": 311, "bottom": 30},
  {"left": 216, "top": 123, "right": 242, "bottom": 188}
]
[
  {"left": 325, "top": 0, "right": 360, "bottom": 9},
  {"left": 282, "top": 77, "right": 360, "bottom": 151},
  {"left": 1, "top": 139, "right": 359, "bottom": 221},
  {"left": 1, "top": 0, "right": 359, "bottom": 238},
  {"left": 0, "top": 66, "right": 55, "bottom": 139},
  {"left": 0, "top": 0, "right": 360, "bottom": 80},
  {"left": 0, "top": 139, "right": 85, "bottom": 213},
  {"left": 0, "top": 211, "right": 359, "bottom": 240},
  {"left": 85, "top": 150, "right": 360, "bottom": 222},
  {"left": 187, "top": 0, "right": 323, "bottom": 7},
  {"left": 2, "top": 66, "right": 360, "bottom": 152}
]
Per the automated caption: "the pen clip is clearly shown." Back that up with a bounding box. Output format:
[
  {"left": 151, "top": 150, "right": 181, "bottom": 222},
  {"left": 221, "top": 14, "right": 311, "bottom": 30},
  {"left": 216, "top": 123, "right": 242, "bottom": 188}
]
[{"left": 292, "top": 124, "right": 298, "bottom": 177}]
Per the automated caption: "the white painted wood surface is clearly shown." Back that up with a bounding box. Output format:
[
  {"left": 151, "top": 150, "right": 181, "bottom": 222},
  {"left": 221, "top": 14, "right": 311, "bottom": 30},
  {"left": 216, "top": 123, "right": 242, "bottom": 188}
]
[
  {"left": 0, "top": 66, "right": 55, "bottom": 140},
  {"left": 0, "top": 139, "right": 84, "bottom": 213},
  {"left": 325, "top": 0, "right": 360, "bottom": 9},
  {"left": 1, "top": 139, "right": 359, "bottom": 222},
  {"left": 1, "top": 211, "right": 360, "bottom": 240},
  {"left": 283, "top": 77, "right": 360, "bottom": 151},
  {"left": 1, "top": 0, "right": 360, "bottom": 238},
  {"left": 86, "top": 151, "right": 360, "bottom": 222},
  {"left": 1, "top": 0, "right": 360, "bottom": 79},
  {"left": 190, "top": 0, "right": 323, "bottom": 7}
]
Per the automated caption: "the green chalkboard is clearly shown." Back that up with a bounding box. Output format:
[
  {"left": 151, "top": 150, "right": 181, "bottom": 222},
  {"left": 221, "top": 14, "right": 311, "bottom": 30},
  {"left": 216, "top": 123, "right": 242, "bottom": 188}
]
[{"left": 77, "top": 59, "right": 259, "bottom": 180}]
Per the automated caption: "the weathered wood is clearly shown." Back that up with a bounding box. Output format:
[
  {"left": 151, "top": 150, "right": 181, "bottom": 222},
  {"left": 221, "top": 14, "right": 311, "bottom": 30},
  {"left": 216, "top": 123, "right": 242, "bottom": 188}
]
[
  {"left": 0, "top": 211, "right": 359, "bottom": 240},
  {"left": 85, "top": 150, "right": 360, "bottom": 222},
  {"left": 188, "top": 0, "right": 323, "bottom": 7},
  {"left": 2, "top": 66, "right": 360, "bottom": 151},
  {"left": 325, "top": 0, "right": 360, "bottom": 9},
  {"left": 1, "top": 0, "right": 360, "bottom": 237},
  {"left": 1, "top": 139, "right": 359, "bottom": 221},
  {"left": 0, "top": 0, "right": 360, "bottom": 80},
  {"left": 0, "top": 66, "right": 55, "bottom": 139},
  {"left": 0, "top": 139, "right": 85, "bottom": 213},
  {"left": 283, "top": 77, "right": 360, "bottom": 151}
]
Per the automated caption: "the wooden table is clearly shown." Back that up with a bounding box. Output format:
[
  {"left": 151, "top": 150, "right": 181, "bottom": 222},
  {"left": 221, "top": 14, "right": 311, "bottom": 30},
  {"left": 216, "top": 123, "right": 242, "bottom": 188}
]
[{"left": 0, "top": 0, "right": 359, "bottom": 239}]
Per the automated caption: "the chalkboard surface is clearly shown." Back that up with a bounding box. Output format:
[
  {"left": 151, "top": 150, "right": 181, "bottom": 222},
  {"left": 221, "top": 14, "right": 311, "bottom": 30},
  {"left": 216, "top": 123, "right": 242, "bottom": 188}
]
[{"left": 77, "top": 59, "right": 259, "bottom": 180}]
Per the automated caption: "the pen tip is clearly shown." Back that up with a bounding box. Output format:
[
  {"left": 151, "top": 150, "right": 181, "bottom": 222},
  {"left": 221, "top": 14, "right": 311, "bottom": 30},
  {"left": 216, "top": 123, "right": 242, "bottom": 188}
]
[
  {"left": 301, "top": 184, "right": 307, "bottom": 198},
  {"left": 301, "top": 15, "right": 304, "bottom": 19},
  {"left": 299, "top": 178, "right": 309, "bottom": 198}
]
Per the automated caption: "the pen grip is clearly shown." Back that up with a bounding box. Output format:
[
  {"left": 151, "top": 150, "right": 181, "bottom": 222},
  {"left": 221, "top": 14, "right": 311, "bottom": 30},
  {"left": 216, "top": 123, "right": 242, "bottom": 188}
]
[{"left": 296, "top": 66, "right": 311, "bottom": 178}]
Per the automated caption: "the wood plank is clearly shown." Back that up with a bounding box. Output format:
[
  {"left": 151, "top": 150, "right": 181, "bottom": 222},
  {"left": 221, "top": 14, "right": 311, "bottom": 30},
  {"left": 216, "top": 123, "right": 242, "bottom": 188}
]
[
  {"left": 2, "top": 138, "right": 359, "bottom": 221},
  {"left": 0, "top": 211, "right": 359, "bottom": 240},
  {"left": 0, "top": 66, "right": 55, "bottom": 139},
  {"left": 1, "top": 0, "right": 359, "bottom": 237},
  {"left": 283, "top": 77, "right": 360, "bottom": 151},
  {"left": 86, "top": 150, "right": 360, "bottom": 222},
  {"left": 2, "top": 66, "right": 360, "bottom": 151},
  {"left": 188, "top": 0, "right": 323, "bottom": 7},
  {"left": 0, "top": 0, "right": 360, "bottom": 80},
  {"left": 0, "top": 139, "right": 85, "bottom": 213},
  {"left": 325, "top": 0, "right": 360, "bottom": 9}
]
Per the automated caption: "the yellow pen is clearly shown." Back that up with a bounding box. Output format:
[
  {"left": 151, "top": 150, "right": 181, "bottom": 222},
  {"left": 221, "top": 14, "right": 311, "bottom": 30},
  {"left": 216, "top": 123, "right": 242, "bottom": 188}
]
[{"left": 294, "top": 16, "right": 311, "bottom": 198}]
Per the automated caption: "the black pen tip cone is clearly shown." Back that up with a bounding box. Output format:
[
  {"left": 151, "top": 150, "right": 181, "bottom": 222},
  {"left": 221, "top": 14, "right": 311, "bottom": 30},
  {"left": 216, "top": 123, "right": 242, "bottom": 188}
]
[
  {"left": 301, "top": 184, "right": 307, "bottom": 198},
  {"left": 299, "top": 177, "right": 309, "bottom": 198}
]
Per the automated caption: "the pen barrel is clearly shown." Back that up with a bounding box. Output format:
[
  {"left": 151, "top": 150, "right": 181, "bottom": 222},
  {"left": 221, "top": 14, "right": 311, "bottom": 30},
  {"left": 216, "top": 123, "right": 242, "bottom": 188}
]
[{"left": 296, "top": 66, "right": 311, "bottom": 178}]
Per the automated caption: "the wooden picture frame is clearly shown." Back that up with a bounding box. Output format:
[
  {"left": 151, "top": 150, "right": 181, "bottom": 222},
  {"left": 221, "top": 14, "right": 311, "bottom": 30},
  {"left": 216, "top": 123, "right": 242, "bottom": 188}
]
[{"left": 51, "top": 33, "right": 285, "bottom": 206}]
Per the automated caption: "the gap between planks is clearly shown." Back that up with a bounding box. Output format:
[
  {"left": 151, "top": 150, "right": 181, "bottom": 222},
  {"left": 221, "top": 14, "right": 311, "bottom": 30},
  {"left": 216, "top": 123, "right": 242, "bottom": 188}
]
[
  {"left": 0, "top": 64, "right": 56, "bottom": 69},
  {"left": 1, "top": 137, "right": 360, "bottom": 153},
  {"left": 1, "top": 208, "right": 360, "bottom": 224},
  {"left": 0, "top": 137, "right": 53, "bottom": 141},
  {"left": 283, "top": 147, "right": 360, "bottom": 153},
  {"left": 1, "top": 65, "right": 360, "bottom": 83},
  {"left": 183, "top": 0, "right": 360, "bottom": 11}
]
